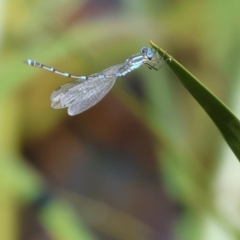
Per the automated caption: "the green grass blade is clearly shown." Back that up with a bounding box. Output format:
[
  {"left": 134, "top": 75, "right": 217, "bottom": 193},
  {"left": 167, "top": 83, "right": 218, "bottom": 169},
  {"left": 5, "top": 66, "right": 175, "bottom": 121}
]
[{"left": 150, "top": 41, "right": 240, "bottom": 161}]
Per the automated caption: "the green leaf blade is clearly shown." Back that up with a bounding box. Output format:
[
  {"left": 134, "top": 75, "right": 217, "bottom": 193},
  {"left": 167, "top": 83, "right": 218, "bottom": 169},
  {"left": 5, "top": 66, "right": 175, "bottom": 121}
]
[{"left": 150, "top": 41, "right": 240, "bottom": 160}]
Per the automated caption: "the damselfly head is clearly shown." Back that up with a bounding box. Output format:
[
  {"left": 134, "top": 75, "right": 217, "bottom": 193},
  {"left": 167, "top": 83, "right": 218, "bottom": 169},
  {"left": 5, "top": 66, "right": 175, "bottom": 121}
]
[{"left": 141, "top": 47, "right": 154, "bottom": 60}]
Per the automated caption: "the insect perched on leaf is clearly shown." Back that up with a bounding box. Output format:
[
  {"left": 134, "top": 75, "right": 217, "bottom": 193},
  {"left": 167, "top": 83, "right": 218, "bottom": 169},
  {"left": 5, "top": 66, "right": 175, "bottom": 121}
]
[{"left": 24, "top": 47, "right": 164, "bottom": 116}]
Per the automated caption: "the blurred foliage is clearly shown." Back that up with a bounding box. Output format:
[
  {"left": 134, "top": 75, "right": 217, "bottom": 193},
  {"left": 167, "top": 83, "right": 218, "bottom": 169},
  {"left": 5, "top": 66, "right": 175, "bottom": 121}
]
[{"left": 2, "top": 0, "right": 240, "bottom": 240}]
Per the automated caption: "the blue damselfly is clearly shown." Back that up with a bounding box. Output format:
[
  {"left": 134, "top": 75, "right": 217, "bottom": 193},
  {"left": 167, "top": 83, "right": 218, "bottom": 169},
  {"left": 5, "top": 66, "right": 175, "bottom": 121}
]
[{"left": 24, "top": 47, "right": 164, "bottom": 116}]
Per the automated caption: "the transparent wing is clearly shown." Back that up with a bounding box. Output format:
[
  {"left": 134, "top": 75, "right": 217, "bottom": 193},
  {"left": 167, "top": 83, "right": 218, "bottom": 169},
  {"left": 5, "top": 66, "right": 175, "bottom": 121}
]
[
  {"left": 50, "top": 74, "right": 117, "bottom": 116},
  {"left": 50, "top": 80, "right": 83, "bottom": 109}
]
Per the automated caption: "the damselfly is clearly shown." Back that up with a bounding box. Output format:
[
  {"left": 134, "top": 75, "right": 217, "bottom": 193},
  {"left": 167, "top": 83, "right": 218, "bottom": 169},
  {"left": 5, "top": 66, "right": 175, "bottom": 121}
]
[{"left": 24, "top": 47, "right": 164, "bottom": 116}]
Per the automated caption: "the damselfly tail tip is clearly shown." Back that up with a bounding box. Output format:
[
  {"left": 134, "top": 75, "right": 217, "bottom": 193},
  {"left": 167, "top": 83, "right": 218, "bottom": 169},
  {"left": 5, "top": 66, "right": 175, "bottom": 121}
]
[
  {"left": 23, "top": 60, "right": 41, "bottom": 67},
  {"left": 23, "top": 59, "right": 32, "bottom": 65}
]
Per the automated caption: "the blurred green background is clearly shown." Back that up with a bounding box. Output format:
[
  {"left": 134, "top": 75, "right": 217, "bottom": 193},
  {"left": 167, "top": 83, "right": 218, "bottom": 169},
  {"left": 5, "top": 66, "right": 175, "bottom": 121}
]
[{"left": 2, "top": 0, "right": 240, "bottom": 239}]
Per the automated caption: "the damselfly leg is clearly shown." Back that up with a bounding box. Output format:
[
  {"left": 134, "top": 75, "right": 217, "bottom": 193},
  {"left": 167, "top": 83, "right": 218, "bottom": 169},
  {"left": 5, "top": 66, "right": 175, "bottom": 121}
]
[{"left": 144, "top": 49, "right": 170, "bottom": 71}]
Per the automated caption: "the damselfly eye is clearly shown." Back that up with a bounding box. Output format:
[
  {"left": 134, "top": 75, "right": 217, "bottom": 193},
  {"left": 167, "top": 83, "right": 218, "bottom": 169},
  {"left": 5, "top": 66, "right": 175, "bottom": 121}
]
[
  {"left": 141, "top": 47, "right": 154, "bottom": 59},
  {"left": 147, "top": 49, "right": 154, "bottom": 59},
  {"left": 141, "top": 47, "right": 148, "bottom": 54}
]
